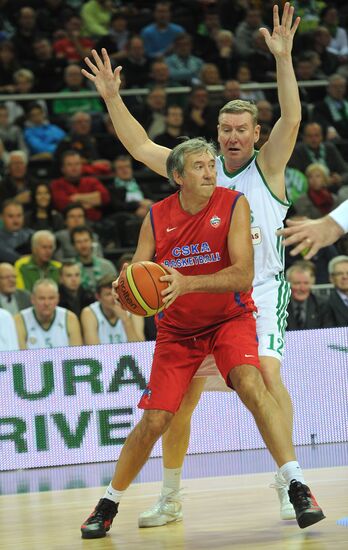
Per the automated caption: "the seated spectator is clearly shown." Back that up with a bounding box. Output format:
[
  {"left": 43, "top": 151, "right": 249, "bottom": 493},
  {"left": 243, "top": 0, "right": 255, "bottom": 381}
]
[
  {"left": 53, "top": 14, "right": 95, "bottom": 63},
  {"left": 286, "top": 261, "right": 327, "bottom": 330},
  {"left": 294, "top": 53, "right": 326, "bottom": 103},
  {"left": 235, "top": 8, "right": 266, "bottom": 59},
  {"left": 183, "top": 85, "right": 217, "bottom": 141},
  {"left": 0, "top": 262, "right": 31, "bottom": 314},
  {"left": 199, "top": 63, "right": 222, "bottom": 86},
  {"left": 120, "top": 35, "right": 151, "bottom": 89},
  {"left": 208, "top": 29, "right": 240, "bottom": 81},
  {"left": 25, "top": 183, "right": 64, "bottom": 232},
  {"left": 312, "top": 73, "right": 348, "bottom": 142},
  {"left": 55, "top": 202, "right": 103, "bottom": 261},
  {"left": 256, "top": 99, "right": 276, "bottom": 127},
  {"left": 0, "top": 137, "right": 8, "bottom": 178},
  {"left": 0, "top": 105, "right": 27, "bottom": 153},
  {"left": 320, "top": 6, "right": 348, "bottom": 66},
  {"left": 50, "top": 150, "right": 110, "bottom": 222},
  {"left": 295, "top": 163, "right": 347, "bottom": 219},
  {"left": 95, "top": 114, "right": 128, "bottom": 162},
  {"left": 36, "top": 0, "right": 75, "bottom": 37},
  {"left": 81, "top": 274, "right": 144, "bottom": 344},
  {"left": 255, "top": 123, "right": 272, "bottom": 150},
  {"left": 220, "top": 79, "right": 242, "bottom": 104},
  {"left": 193, "top": 7, "right": 221, "bottom": 62},
  {"left": 15, "top": 230, "right": 61, "bottom": 292},
  {"left": 140, "top": 1, "right": 185, "bottom": 59},
  {"left": 147, "top": 60, "right": 173, "bottom": 89},
  {"left": 0, "top": 201, "right": 33, "bottom": 263},
  {"left": 110, "top": 154, "right": 153, "bottom": 216},
  {"left": 247, "top": 29, "right": 276, "bottom": 83},
  {"left": 0, "top": 308, "right": 19, "bottom": 351},
  {"left": 289, "top": 122, "right": 348, "bottom": 192},
  {"left": 58, "top": 259, "right": 94, "bottom": 316},
  {"left": 236, "top": 62, "right": 266, "bottom": 103},
  {"left": 136, "top": 86, "right": 167, "bottom": 140},
  {"left": 12, "top": 6, "right": 40, "bottom": 64},
  {"left": 52, "top": 63, "right": 104, "bottom": 120},
  {"left": 14, "top": 278, "right": 82, "bottom": 349},
  {"left": 95, "top": 12, "right": 130, "bottom": 62},
  {"left": 154, "top": 104, "right": 186, "bottom": 149},
  {"left": 0, "top": 150, "right": 33, "bottom": 207},
  {"left": 30, "top": 37, "right": 67, "bottom": 93},
  {"left": 285, "top": 166, "right": 308, "bottom": 204},
  {"left": 310, "top": 26, "right": 340, "bottom": 76},
  {"left": 71, "top": 225, "right": 115, "bottom": 292},
  {"left": 0, "top": 41, "right": 20, "bottom": 94},
  {"left": 165, "top": 33, "right": 204, "bottom": 86},
  {"left": 24, "top": 104, "right": 66, "bottom": 160},
  {"left": 81, "top": 0, "right": 114, "bottom": 38},
  {"left": 4, "top": 68, "right": 48, "bottom": 126},
  {"left": 322, "top": 255, "right": 348, "bottom": 327}
]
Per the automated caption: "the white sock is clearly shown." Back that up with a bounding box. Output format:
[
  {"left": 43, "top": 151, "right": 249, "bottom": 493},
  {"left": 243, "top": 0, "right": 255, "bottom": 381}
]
[
  {"left": 103, "top": 482, "right": 124, "bottom": 504},
  {"left": 279, "top": 461, "right": 305, "bottom": 485},
  {"left": 162, "top": 467, "right": 182, "bottom": 494}
]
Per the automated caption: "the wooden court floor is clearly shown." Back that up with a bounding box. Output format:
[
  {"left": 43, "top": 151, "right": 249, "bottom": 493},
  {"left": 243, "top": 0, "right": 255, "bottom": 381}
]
[{"left": 1, "top": 467, "right": 347, "bottom": 550}]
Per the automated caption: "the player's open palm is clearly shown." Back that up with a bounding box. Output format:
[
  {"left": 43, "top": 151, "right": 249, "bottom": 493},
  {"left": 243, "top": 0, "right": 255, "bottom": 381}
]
[
  {"left": 82, "top": 48, "right": 122, "bottom": 101},
  {"left": 259, "top": 2, "right": 300, "bottom": 58}
]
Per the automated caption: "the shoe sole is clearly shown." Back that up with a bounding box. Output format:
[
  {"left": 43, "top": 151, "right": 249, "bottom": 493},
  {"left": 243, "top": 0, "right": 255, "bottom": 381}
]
[
  {"left": 138, "top": 515, "right": 183, "bottom": 528},
  {"left": 297, "top": 510, "right": 326, "bottom": 529}
]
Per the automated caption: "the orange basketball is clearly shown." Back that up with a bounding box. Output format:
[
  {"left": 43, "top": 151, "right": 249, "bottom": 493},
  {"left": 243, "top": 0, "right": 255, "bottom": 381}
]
[{"left": 117, "top": 261, "right": 169, "bottom": 317}]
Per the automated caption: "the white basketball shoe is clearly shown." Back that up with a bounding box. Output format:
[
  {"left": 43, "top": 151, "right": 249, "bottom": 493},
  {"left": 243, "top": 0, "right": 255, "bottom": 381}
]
[
  {"left": 270, "top": 472, "right": 296, "bottom": 520},
  {"left": 138, "top": 488, "right": 183, "bottom": 528}
]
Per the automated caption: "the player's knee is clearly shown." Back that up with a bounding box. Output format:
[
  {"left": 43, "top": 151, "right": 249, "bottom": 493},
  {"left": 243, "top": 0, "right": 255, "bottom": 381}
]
[
  {"left": 141, "top": 410, "right": 173, "bottom": 439},
  {"left": 231, "top": 366, "right": 267, "bottom": 407}
]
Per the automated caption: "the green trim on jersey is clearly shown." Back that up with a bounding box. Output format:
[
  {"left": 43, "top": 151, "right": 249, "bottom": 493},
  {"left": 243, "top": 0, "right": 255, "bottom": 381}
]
[
  {"left": 99, "top": 302, "right": 118, "bottom": 328},
  {"left": 276, "top": 228, "right": 286, "bottom": 268},
  {"left": 219, "top": 153, "right": 257, "bottom": 179},
  {"left": 33, "top": 309, "right": 57, "bottom": 332},
  {"left": 275, "top": 273, "right": 291, "bottom": 337},
  {"left": 255, "top": 161, "right": 291, "bottom": 208}
]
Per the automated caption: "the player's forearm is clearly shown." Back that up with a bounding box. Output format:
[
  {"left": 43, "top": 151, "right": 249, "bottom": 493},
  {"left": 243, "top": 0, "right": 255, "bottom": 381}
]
[
  {"left": 122, "top": 318, "right": 141, "bottom": 342},
  {"left": 185, "top": 265, "right": 253, "bottom": 294},
  {"left": 276, "top": 56, "right": 301, "bottom": 125}
]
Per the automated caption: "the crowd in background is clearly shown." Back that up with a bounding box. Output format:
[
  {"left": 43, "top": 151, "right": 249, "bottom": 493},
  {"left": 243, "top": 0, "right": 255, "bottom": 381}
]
[{"left": 0, "top": 0, "right": 348, "bottom": 351}]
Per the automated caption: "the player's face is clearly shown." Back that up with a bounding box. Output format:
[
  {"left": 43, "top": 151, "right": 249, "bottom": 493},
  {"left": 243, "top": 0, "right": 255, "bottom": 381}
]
[
  {"left": 34, "top": 238, "right": 55, "bottom": 263},
  {"left": 218, "top": 112, "right": 260, "bottom": 170},
  {"left": 330, "top": 261, "right": 348, "bottom": 292},
  {"left": 98, "top": 287, "right": 115, "bottom": 310},
  {"left": 2, "top": 205, "right": 24, "bottom": 231},
  {"left": 60, "top": 265, "right": 81, "bottom": 291},
  {"left": 289, "top": 271, "right": 313, "bottom": 302},
  {"left": 0, "top": 265, "right": 16, "bottom": 294},
  {"left": 177, "top": 150, "right": 216, "bottom": 200},
  {"left": 73, "top": 232, "right": 93, "bottom": 258},
  {"left": 62, "top": 155, "right": 82, "bottom": 179},
  {"left": 32, "top": 286, "right": 59, "bottom": 319},
  {"left": 66, "top": 208, "right": 85, "bottom": 229}
]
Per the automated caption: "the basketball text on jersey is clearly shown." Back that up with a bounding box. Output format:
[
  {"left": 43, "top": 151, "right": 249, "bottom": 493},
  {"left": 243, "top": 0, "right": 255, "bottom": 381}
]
[{"left": 163, "top": 241, "right": 221, "bottom": 269}]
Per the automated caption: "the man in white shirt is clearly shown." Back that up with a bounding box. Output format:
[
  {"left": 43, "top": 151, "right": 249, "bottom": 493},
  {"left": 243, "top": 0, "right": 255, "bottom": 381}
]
[{"left": 0, "top": 308, "right": 19, "bottom": 351}]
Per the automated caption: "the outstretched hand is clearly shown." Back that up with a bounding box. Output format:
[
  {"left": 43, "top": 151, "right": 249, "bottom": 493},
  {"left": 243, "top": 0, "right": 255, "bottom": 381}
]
[
  {"left": 82, "top": 48, "right": 122, "bottom": 101},
  {"left": 259, "top": 2, "right": 300, "bottom": 58}
]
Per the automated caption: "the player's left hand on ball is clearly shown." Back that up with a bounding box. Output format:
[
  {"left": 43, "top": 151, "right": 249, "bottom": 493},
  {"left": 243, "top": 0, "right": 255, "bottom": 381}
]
[
  {"left": 159, "top": 265, "right": 188, "bottom": 309},
  {"left": 112, "top": 276, "right": 121, "bottom": 305}
]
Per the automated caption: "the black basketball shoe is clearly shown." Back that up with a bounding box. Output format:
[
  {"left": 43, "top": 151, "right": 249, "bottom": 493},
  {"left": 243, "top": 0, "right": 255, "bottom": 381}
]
[
  {"left": 81, "top": 498, "right": 118, "bottom": 539},
  {"left": 288, "top": 480, "right": 325, "bottom": 529}
]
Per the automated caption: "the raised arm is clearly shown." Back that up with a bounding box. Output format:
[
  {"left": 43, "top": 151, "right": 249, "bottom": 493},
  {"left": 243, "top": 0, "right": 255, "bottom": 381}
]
[
  {"left": 258, "top": 3, "right": 301, "bottom": 198},
  {"left": 82, "top": 49, "right": 170, "bottom": 177}
]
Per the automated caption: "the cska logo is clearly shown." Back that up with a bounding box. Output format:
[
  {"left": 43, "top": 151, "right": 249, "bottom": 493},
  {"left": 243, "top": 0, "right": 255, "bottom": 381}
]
[{"left": 210, "top": 215, "right": 221, "bottom": 228}]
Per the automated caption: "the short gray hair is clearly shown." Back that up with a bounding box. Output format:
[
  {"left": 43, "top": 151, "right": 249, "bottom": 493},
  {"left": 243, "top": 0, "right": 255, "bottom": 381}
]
[
  {"left": 328, "top": 255, "right": 348, "bottom": 275},
  {"left": 9, "top": 150, "right": 28, "bottom": 164},
  {"left": 219, "top": 99, "right": 258, "bottom": 126},
  {"left": 32, "top": 278, "right": 59, "bottom": 295},
  {"left": 31, "top": 230, "right": 56, "bottom": 248},
  {"left": 166, "top": 137, "right": 217, "bottom": 186}
]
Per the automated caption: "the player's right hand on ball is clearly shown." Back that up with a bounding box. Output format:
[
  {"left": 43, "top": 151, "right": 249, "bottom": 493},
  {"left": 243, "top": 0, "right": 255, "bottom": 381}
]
[{"left": 112, "top": 263, "right": 129, "bottom": 307}]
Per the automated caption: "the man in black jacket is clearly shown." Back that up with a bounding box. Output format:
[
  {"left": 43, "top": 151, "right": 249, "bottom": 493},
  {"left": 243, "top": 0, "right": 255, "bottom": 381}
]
[{"left": 323, "top": 255, "right": 348, "bottom": 327}]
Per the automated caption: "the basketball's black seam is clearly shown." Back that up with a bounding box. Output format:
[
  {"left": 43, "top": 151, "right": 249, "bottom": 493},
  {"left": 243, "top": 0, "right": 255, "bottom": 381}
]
[{"left": 141, "top": 263, "right": 161, "bottom": 310}]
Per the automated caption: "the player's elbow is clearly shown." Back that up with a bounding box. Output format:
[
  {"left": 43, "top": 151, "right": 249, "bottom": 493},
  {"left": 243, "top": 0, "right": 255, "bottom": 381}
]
[{"left": 233, "top": 266, "right": 254, "bottom": 293}]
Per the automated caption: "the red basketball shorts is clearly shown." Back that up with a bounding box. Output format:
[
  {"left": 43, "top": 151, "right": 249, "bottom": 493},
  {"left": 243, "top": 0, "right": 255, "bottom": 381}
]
[{"left": 138, "top": 312, "right": 260, "bottom": 413}]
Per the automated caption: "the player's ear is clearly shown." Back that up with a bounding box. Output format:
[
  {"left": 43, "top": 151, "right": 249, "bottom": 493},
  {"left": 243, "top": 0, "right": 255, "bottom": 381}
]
[{"left": 173, "top": 169, "right": 184, "bottom": 187}]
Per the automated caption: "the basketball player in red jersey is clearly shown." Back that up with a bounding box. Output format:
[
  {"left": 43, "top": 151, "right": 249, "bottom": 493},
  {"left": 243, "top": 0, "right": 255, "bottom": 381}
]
[{"left": 81, "top": 139, "right": 324, "bottom": 539}]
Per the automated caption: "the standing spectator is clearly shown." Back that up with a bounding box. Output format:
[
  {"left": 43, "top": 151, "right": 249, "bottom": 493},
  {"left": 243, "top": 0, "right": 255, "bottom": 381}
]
[
  {"left": 0, "top": 151, "right": 32, "bottom": 207},
  {"left": 286, "top": 261, "right": 327, "bottom": 330},
  {"left": 289, "top": 122, "right": 348, "bottom": 191},
  {"left": 53, "top": 14, "right": 95, "bottom": 63},
  {"left": 14, "top": 278, "right": 82, "bottom": 349},
  {"left": 235, "top": 8, "right": 266, "bottom": 59},
  {"left": 140, "top": 1, "right": 185, "bottom": 59},
  {"left": 24, "top": 104, "right": 66, "bottom": 159},
  {"left": 54, "top": 202, "right": 103, "bottom": 260},
  {"left": 0, "top": 262, "right": 31, "bottom": 314},
  {"left": 52, "top": 64, "right": 104, "bottom": 120},
  {"left": 312, "top": 73, "right": 348, "bottom": 141},
  {"left": 15, "top": 230, "right": 61, "bottom": 292},
  {"left": 323, "top": 255, "right": 348, "bottom": 327},
  {"left": 30, "top": 37, "right": 67, "bottom": 93},
  {"left": 0, "top": 201, "right": 33, "bottom": 263},
  {"left": 50, "top": 150, "right": 110, "bottom": 222},
  {"left": 0, "top": 41, "right": 19, "bottom": 94},
  {"left": 12, "top": 6, "right": 39, "bottom": 64},
  {"left": 0, "top": 308, "right": 19, "bottom": 351},
  {"left": 95, "top": 12, "right": 130, "bottom": 62},
  {"left": 154, "top": 104, "right": 185, "bottom": 149},
  {"left": 165, "top": 33, "right": 204, "bottom": 86},
  {"left": 0, "top": 105, "right": 26, "bottom": 153},
  {"left": 58, "top": 259, "right": 94, "bottom": 316},
  {"left": 25, "top": 183, "right": 64, "bottom": 232},
  {"left": 81, "top": 274, "right": 144, "bottom": 344},
  {"left": 81, "top": 0, "right": 114, "bottom": 38},
  {"left": 71, "top": 225, "right": 115, "bottom": 292},
  {"left": 121, "top": 35, "right": 151, "bottom": 89}
]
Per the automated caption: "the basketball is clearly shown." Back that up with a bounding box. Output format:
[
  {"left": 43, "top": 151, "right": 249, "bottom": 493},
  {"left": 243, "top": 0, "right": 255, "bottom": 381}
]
[{"left": 117, "top": 261, "right": 169, "bottom": 317}]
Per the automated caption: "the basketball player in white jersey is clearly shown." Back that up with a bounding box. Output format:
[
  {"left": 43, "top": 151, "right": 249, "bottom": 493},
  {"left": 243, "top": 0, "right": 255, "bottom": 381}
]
[
  {"left": 14, "top": 279, "right": 83, "bottom": 349},
  {"left": 82, "top": 3, "right": 319, "bottom": 526},
  {"left": 81, "top": 274, "right": 144, "bottom": 345}
]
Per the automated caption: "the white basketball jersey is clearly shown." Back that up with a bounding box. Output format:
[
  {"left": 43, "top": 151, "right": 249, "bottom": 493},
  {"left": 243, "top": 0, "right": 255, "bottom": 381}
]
[
  {"left": 216, "top": 154, "right": 290, "bottom": 287},
  {"left": 89, "top": 301, "right": 128, "bottom": 344},
  {"left": 21, "top": 306, "right": 69, "bottom": 349}
]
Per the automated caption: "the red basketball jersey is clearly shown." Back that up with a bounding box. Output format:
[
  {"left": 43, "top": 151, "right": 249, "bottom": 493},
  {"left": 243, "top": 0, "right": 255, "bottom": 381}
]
[{"left": 150, "top": 187, "right": 256, "bottom": 337}]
